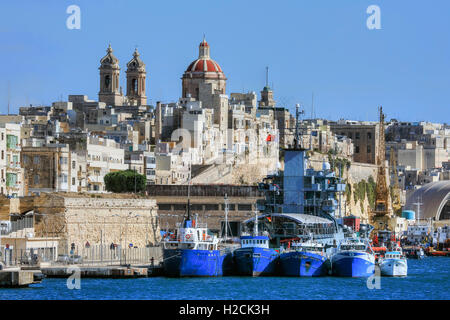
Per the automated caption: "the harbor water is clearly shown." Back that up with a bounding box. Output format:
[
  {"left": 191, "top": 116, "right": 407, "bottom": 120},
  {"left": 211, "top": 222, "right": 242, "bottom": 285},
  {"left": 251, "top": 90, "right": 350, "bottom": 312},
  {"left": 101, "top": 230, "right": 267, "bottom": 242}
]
[{"left": 1, "top": 258, "right": 448, "bottom": 300}]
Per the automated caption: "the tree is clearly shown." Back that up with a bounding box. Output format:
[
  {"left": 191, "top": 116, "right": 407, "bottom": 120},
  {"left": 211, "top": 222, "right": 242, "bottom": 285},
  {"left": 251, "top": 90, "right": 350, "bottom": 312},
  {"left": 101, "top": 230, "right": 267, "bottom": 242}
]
[{"left": 104, "top": 170, "right": 146, "bottom": 193}]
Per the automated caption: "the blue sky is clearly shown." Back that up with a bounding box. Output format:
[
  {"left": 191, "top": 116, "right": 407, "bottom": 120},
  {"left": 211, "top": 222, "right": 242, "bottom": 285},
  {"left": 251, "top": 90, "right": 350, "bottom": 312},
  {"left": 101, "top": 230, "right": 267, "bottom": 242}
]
[{"left": 0, "top": 0, "right": 449, "bottom": 123}]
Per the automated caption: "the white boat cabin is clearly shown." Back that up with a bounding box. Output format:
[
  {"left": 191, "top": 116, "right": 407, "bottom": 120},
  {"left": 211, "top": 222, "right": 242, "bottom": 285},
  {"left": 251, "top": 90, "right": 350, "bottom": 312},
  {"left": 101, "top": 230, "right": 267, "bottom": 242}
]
[
  {"left": 163, "top": 219, "right": 219, "bottom": 251},
  {"left": 339, "top": 238, "right": 371, "bottom": 252},
  {"left": 384, "top": 251, "right": 404, "bottom": 259},
  {"left": 240, "top": 236, "right": 270, "bottom": 249},
  {"left": 290, "top": 240, "right": 326, "bottom": 254}
]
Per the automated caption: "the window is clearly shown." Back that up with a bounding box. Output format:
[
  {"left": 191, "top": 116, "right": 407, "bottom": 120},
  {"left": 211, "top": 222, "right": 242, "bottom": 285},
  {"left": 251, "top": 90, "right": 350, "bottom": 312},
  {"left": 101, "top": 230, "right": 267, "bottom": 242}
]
[
  {"left": 355, "top": 132, "right": 360, "bottom": 139},
  {"left": 12, "top": 155, "right": 18, "bottom": 167},
  {"left": 173, "top": 204, "right": 186, "bottom": 211},
  {"left": 205, "top": 204, "right": 219, "bottom": 211},
  {"left": 158, "top": 204, "right": 172, "bottom": 211},
  {"left": 33, "top": 156, "right": 40, "bottom": 164},
  {"left": 355, "top": 146, "right": 360, "bottom": 154},
  {"left": 6, "top": 135, "right": 18, "bottom": 149},
  {"left": 6, "top": 173, "right": 17, "bottom": 187},
  {"left": 72, "top": 177, "right": 76, "bottom": 185},
  {"left": 367, "top": 145, "right": 371, "bottom": 153},
  {"left": 1, "top": 150, "right": 3, "bottom": 160},
  {"left": 367, "top": 132, "right": 372, "bottom": 139},
  {"left": 72, "top": 161, "right": 76, "bottom": 169},
  {"left": 238, "top": 204, "right": 252, "bottom": 211},
  {"left": 34, "top": 174, "right": 40, "bottom": 185}
]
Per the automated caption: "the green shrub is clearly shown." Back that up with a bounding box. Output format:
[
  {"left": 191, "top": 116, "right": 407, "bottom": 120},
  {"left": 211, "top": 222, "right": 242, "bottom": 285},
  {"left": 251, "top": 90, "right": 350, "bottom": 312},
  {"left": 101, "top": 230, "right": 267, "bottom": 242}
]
[{"left": 104, "top": 170, "right": 146, "bottom": 193}]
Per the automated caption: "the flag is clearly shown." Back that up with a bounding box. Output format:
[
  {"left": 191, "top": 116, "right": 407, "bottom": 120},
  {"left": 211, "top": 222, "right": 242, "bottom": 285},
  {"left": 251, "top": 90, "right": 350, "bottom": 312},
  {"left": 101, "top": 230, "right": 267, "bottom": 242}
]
[
  {"left": 266, "top": 216, "right": 272, "bottom": 222},
  {"left": 266, "top": 134, "right": 274, "bottom": 142}
]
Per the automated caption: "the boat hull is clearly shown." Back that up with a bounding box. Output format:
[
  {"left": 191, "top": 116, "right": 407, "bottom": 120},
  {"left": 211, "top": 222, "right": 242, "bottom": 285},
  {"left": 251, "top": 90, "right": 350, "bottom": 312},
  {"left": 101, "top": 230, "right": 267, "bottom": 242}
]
[
  {"left": 163, "top": 249, "right": 224, "bottom": 277},
  {"left": 331, "top": 252, "right": 375, "bottom": 277},
  {"left": 380, "top": 258, "right": 408, "bottom": 277},
  {"left": 233, "top": 247, "right": 278, "bottom": 276},
  {"left": 280, "top": 251, "right": 330, "bottom": 277}
]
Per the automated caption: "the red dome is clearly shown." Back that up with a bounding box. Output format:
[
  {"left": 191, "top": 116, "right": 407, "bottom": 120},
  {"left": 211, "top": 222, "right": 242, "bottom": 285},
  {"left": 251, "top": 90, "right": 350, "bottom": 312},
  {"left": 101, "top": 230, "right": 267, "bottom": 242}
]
[{"left": 186, "top": 58, "right": 223, "bottom": 73}]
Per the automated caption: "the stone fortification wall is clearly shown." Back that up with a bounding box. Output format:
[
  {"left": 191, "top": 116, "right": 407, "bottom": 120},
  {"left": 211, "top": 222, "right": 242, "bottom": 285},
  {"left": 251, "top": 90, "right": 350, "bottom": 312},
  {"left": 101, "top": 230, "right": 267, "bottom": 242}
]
[{"left": 33, "top": 193, "right": 160, "bottom": 255}]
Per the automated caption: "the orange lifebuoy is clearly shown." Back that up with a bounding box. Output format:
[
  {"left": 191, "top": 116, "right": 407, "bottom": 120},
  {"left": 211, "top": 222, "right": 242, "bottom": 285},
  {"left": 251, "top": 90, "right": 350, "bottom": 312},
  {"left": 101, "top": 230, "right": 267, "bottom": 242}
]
[{"left": 185, "top": 234, "right": 191, "bottom": 240}]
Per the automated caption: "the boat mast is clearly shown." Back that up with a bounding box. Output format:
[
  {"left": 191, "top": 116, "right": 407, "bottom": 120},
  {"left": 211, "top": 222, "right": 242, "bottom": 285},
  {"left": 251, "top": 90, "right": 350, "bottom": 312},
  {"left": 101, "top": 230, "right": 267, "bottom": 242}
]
[
  {"left": 413, "top": 195, "right": 422, "bottom": 224},
  {"left": 224, "top": 193, "right": 229, "bottom": 241},
  {"left": 254, "top": 210, "right": 259, "bottom": 236},
  {"left": 187, "top": 156, "right": 192, "bottom": 221},
  {"left": 294, "top": 103, "right": 305, "bottom": 149}
]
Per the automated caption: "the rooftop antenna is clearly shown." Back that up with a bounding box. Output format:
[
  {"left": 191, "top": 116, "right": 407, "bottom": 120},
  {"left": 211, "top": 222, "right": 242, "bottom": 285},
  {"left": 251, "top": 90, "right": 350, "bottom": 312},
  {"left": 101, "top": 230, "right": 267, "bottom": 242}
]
[
  {"left": 311, "top": 92, "right": 314, "bottom": 120},
  {"left": 265, "top": 66, "right": 269, "bottom": 88}
]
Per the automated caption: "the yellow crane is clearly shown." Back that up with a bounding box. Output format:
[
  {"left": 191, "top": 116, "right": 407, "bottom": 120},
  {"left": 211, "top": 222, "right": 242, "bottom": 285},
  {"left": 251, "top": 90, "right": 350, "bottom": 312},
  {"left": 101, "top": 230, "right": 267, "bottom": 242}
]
[
  {"left": 389, "top": 146, "right": 402, "bottom": 215},
  {"left": 370, "top": 106, "right": 393, "bottom": 232}
]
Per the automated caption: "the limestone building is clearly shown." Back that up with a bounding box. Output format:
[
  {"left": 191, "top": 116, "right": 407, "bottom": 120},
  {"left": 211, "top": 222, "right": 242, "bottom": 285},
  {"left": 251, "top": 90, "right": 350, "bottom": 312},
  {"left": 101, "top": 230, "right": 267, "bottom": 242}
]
[{"left": 0, "top": 123, "right": 24, "bottom": 197}]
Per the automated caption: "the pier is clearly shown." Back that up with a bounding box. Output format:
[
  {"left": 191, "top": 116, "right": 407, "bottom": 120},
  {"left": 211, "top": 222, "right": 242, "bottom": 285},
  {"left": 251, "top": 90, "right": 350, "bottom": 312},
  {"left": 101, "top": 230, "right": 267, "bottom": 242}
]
[
  {"left": 0, "top": 269, "right": 44, "bottom": 288},
  {"left": 41, "top": 265, "right": 154, "bottom": 278}
]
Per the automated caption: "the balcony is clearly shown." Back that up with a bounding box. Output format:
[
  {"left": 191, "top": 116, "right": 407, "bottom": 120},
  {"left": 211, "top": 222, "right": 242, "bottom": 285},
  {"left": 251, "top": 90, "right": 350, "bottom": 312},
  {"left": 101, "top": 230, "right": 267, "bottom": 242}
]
[{"left": 88, "top": 175, "right": 103, "bottom": 184}]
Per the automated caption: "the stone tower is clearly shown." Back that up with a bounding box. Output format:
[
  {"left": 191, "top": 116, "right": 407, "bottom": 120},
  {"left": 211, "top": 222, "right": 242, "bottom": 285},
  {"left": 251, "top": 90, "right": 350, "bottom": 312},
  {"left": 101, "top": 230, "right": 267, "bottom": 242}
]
[
  {"left": 126, "top": 48, "right": 147, "bottom": 106},
  {"left": 98, "top": 44, "right": 123, "bottom": 106},
  {"left": 259, "top": 67, "right": 275, "bottom": 108}
]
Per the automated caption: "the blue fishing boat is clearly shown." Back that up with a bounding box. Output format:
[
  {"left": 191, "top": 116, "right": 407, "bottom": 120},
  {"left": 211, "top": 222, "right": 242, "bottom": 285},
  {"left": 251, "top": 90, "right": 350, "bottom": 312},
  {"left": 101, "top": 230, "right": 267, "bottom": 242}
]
[
  {"left": 331, "top": 238, "right": 375, "bottom": 277},
  {"left": 280, "top": 239, "right": 330, "bottom": 277},
  {"left": 233, "top": 235, "right": 279, "bottom": 276},
  {"left": 162, "top": 210, "right": 225, "bottom": 277}
]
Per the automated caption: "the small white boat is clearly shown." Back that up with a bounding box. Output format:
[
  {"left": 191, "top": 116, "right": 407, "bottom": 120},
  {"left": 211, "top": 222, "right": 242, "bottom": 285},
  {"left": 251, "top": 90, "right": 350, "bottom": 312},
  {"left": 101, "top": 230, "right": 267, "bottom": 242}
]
[{"left": 379, "top": 249, "right": 408, "bottom": 277}]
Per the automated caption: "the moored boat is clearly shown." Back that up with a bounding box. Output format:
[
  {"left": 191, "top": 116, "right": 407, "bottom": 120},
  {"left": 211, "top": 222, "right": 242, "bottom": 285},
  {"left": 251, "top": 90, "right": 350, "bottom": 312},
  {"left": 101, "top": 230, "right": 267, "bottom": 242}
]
[
  {"left": 379, "top": 249, "right": 408, "bottom": 277},
  {"left": 162, "top": 213, "right": 225, "bottom": 277},
  {"left": 403, "top": 246, "right": 425, "bottom": 259},
  {"left": 233, "top": 235, "right": 279, "bottom": 276},
  {"left": 331, "top": 238, "right": 375, "bottom": 277},
  {"left": 233, "top": 211, "right": 279, "bottom": 276},
  {"left": 279, "top": 239, "right": 330, "bottom": 277}
]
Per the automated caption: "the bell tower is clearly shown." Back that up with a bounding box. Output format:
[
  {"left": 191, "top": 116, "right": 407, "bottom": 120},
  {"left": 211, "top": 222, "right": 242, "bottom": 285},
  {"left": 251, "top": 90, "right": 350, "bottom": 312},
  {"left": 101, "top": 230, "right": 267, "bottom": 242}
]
[
  {"left": 126, "top": 48, "right": 147, "bottom": 106},
  {"left": 99, "top": 44, "right": 123, "bottom": 106}
]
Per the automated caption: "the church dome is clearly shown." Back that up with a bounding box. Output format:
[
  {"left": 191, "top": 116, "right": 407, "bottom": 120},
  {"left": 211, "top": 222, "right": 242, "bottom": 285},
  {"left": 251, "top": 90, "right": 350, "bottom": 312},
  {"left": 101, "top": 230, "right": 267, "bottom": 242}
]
[
  {"left": 186, "top": 58, "right": 223, "bottom": 73},
  {"left": 184, "top": 38, "right": 225, "bottom": 76}
]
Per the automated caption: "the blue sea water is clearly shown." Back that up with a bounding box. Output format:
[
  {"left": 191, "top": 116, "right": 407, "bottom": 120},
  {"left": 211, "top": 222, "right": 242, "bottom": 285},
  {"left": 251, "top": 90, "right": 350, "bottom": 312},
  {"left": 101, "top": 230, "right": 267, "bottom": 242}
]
[{"left": 1, "top": 257, "right": 449, "bottom": 300}]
